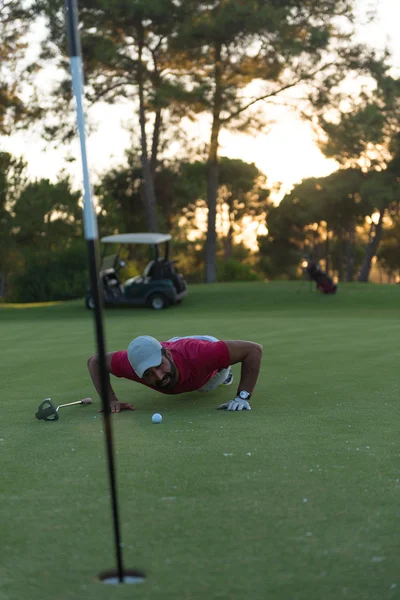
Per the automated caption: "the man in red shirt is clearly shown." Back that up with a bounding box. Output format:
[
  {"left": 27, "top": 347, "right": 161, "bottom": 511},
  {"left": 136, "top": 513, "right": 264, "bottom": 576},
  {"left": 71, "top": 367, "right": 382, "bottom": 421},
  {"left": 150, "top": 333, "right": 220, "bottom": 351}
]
[{"left": 87, "top": 335, "right": 263, "bottom": 413}]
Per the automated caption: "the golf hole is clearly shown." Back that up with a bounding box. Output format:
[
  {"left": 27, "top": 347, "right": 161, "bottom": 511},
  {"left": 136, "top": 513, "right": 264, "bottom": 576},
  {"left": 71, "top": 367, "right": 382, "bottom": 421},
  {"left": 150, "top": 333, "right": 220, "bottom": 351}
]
[{"left": 98, "top": 569, "right": 146, "bottom": 585}]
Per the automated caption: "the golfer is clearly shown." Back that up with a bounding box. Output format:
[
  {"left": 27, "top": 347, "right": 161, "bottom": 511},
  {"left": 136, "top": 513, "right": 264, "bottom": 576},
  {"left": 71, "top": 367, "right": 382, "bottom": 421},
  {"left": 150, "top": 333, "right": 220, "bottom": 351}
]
[{"left": 87, "top": 335, "right": 263, "bottom": 413}]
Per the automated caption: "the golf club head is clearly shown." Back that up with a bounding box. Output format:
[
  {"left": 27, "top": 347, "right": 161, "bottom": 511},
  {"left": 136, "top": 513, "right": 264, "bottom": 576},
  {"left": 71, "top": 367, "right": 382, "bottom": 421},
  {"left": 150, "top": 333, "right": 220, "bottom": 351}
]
[{"left": 35, "top": 398, "right": 59, "bottom": 421}]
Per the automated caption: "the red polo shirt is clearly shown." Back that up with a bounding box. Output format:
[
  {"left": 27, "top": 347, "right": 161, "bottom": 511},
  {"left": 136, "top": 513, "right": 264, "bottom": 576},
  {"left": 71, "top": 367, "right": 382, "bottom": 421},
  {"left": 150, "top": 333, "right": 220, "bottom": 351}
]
[{"left": 111, "top": 338, "right": 231, "bottom": 394}]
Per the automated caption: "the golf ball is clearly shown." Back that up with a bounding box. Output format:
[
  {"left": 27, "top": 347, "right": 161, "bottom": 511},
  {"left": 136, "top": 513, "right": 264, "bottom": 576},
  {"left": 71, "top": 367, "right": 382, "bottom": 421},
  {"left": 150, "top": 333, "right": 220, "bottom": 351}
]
[{"left": 152, "top": 413, "right": 162, "bottom": 424}]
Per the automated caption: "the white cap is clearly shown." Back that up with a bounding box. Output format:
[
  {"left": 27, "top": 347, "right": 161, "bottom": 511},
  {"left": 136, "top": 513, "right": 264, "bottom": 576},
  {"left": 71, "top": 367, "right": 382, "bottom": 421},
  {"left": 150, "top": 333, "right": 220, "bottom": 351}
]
[{"left": 127, "top": 336, "right": 163, "bottom": 378}]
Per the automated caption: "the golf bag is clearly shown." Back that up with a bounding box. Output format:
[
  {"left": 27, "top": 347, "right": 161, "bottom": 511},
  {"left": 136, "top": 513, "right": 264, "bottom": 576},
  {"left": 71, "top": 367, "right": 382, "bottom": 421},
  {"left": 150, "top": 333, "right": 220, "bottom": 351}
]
[{"left": 305, "top": 262, "right": 337, "bottom": 295}]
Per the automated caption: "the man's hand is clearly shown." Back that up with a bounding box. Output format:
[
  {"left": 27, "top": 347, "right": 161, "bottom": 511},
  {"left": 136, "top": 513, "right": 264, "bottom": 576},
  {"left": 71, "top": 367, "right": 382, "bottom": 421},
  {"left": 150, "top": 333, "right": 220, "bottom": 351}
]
[
  {"left": 99, "top": 400, "right": 135, "bottom": 413},
  {"left": 217, "top": 397, "right": 252, "bottom": 411}
]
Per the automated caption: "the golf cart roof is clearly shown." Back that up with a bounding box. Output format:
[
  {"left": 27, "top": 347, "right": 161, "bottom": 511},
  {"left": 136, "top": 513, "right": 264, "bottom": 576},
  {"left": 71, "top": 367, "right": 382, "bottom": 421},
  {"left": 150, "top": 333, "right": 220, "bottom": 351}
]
[{"left": 101, "top": 233, "right": 172, "bottom": 245}]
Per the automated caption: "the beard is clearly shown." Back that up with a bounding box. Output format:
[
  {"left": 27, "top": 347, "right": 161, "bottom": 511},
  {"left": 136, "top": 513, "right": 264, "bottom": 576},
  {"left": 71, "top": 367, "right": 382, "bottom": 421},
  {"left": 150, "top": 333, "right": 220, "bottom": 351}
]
[{"left": 154, "top": 356, "right": 178, "bottom": 390}]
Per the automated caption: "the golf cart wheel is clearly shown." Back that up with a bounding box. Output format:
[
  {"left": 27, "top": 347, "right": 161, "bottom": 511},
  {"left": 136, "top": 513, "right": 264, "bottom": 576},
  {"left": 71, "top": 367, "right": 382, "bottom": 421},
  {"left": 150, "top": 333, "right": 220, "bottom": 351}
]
[
  {"left": 85, "top": 295, "right": 95, "bottom": 310},
  {"left": 147, "top": 293, "right": 169, "bottom": 310}
]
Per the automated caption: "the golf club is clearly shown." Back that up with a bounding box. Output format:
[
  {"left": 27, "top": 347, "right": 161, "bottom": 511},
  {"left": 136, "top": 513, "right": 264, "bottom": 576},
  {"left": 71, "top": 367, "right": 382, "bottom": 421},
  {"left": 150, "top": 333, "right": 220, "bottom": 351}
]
[{"left": 35, "top": 397, "right": 92, "bottom": 421}]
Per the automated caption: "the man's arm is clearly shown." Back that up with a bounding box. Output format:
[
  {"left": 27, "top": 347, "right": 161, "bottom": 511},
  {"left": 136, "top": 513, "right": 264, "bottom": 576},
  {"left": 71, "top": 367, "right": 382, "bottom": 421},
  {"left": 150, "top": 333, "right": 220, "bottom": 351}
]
[
  {"left": 217, "top": 340, "right": 263, "bottom": 411},
  {"left": 223, "top": 340, "right": 263, "bottom": 395},
  {"left": 87, "top": 353, "right": 135, "bottom": 413}
]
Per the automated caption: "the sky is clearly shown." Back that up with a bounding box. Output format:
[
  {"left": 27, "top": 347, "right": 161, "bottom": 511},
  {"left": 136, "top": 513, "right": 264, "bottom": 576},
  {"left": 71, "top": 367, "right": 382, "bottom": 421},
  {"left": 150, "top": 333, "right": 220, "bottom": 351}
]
[{"left": 2, "top": 0, "right": 400, "bottom": 205}]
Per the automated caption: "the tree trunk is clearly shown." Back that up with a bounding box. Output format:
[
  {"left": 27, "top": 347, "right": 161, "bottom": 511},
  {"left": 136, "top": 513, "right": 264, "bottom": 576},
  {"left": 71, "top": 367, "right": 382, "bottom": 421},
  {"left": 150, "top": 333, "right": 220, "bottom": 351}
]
[
  {"left": 346, "top": 225, "right": 354, "bottom": 282},
  {"left": 338, "top": 229, "right": 344, "bottom": 282},
  {"left": 358, "top": 209, "right": 384, "bottom": 282},
  {"left": 150, "top": 107, "right": 162, "bottom": 180},
  {"left": 205, "top": 158, "right": 219, "bottom": 282},
  {"left": 205, "top": 42, "right": 223, "bottom": 283},
  {"left": 223, "top": 223, "right": 234, "bottom": 260},
  {"left": 325, "top": 229, "right": 330, "bottom": 273},
  {"left": 0, "top": 271, "right": 6, "bottom": 298},
  {"left": 138, "top": 28, "right": 158, "bottom": 233}
]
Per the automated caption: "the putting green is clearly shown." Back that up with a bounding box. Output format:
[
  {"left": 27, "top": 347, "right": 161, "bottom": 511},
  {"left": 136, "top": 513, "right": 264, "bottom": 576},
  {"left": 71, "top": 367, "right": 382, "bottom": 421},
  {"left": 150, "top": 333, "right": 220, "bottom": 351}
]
[{"left": 1, "top": 282, "right": 399, "bottom": 600}]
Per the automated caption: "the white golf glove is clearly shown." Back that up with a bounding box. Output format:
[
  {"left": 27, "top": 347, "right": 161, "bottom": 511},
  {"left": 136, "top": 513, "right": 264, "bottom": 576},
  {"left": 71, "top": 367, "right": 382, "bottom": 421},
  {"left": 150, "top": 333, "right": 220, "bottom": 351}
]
[{"left": 217, "top": 397, "right": 252, "bottom": 411}]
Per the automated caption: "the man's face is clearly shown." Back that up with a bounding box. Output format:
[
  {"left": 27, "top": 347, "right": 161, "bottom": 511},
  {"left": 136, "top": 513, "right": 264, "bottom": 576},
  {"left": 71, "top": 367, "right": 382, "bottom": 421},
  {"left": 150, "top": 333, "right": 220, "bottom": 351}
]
[{"left": 142, "top": 351, "right": 178, "bottom": 390}]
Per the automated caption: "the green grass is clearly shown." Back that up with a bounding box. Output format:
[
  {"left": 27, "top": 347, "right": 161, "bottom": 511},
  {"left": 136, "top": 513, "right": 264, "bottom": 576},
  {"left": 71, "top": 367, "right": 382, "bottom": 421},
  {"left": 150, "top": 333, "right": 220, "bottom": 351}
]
[{"left": 1, "top": 282, "right": 399, "bottom": 600}]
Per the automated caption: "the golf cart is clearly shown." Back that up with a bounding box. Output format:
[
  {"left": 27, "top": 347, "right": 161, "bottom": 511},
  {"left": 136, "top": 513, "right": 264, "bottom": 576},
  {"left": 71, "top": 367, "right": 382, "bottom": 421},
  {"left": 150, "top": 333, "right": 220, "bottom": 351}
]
[{"left": 85, "top": 233, "right": 188, "bottom": 310}]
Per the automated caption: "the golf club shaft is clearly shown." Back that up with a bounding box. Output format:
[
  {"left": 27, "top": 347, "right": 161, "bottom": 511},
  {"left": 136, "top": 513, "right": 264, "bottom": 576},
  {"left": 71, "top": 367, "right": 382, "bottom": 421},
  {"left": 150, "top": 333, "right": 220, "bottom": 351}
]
[
  {"left": 58, "top": 400, "right": 85, "bottom": 409},
  {"left": 57, "top": 398, "right": 92, "bottom": 409},
  {"left": 64, "top": 0, "right": 124, "bottom": 583}
]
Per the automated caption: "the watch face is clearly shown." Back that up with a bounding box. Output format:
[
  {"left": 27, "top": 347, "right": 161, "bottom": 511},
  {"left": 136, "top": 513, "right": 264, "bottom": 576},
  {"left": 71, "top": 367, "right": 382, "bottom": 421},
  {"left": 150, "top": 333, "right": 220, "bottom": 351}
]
[{"left": 239, "top": 390, "right": 249, "bottom": 400}]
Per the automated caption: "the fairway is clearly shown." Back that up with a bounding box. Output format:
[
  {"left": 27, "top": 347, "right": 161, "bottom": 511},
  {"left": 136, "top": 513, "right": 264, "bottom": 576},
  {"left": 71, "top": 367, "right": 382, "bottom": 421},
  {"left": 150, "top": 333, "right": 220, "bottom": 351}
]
[{"left": 1, "top": 282, "right": 399, "bottom": 600}]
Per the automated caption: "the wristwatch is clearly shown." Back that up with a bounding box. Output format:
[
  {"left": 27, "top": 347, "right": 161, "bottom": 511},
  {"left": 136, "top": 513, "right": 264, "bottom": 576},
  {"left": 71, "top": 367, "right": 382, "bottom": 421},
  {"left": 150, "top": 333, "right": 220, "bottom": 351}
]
[{"left": 238, "top": 390, "right": 251, "bottom": 401}]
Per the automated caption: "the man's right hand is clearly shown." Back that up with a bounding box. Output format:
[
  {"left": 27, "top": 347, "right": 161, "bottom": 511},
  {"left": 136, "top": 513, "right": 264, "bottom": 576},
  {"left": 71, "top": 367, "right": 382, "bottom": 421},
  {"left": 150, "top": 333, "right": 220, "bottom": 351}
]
[
  {"left": 99, "top": 400, "right": 135, "bottom": 413},
  {"left": 217, "top": 397, "right": 251, "bottom": 411}
]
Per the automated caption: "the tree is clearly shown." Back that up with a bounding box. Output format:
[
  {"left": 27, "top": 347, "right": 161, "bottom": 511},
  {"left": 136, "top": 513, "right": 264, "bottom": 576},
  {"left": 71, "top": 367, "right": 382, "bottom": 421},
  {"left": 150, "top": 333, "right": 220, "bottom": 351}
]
[
  {"left": 13, "top": 178, "right": 81, "bottom": 251},
  {"left": 0, "top": 2, "right": 35, "bottom": 134},
  {"left": 0, "top": 152, "right": 28, "bottom": 296},
  {"left": 0, "top": 151, "right": 28, "bottom": 211},
  {"left": 173, "top": 0, "right": 383, "bottom": 282},
  {"left": 258, "top": 169, "right": 369, "bottom": 281},
  {"left": 257, "top": 182, "right": 316, "bottom": 280},
  {"left": 96, "top": 153, "right": 269, "bottom": 254},
  {"left": 217, "top": 158, "right": 270, "bottom": 259},
  {"left": 95, "top": 156, "right": 147, "bottom": 238},
  {"left": 377, "top": 217, "right": 400, "bottom": 283},
  {"left": 0, "top": 169, "right": 84, "bottom": 302},
  {"left": 8, "top": 177, "right": 85, "bottom": 302},
  {"left": 95, "top": 151, "right": 198, "bottom": 238},
  {"left": 36, "top": 0, "right": 187, "bottom": 232},
  {"left": 315, "top": 60, "right": 400, "bottom": 281},
  {"left": 357, "top": 170, "right": 399, "bottom": 281},
  {"left": 309, "top": 169, "right": 367, "bottom": 281}
]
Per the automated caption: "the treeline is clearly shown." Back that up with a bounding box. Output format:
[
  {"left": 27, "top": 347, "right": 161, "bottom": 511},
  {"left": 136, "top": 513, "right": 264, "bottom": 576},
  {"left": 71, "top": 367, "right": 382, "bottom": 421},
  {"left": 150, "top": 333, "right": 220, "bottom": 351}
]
[
  {"left": 260, "top": 167, "right": 400, "bottom": 283},
  {"left": 1, "top": 1, "right": 400, "bottom": 301},
  {"left": 1, "top": 150, "right": 399, "bottom": 302},
  {"left": 0, "top": 152, "right": 270, "bottom": 301}
]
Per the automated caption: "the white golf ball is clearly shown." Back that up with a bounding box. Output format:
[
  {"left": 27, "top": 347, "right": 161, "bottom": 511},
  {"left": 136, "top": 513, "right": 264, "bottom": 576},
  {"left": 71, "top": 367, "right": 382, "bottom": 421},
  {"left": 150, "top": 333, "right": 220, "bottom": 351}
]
[{"left": 152, "top": 413, "right": 162, "bottom": 424}]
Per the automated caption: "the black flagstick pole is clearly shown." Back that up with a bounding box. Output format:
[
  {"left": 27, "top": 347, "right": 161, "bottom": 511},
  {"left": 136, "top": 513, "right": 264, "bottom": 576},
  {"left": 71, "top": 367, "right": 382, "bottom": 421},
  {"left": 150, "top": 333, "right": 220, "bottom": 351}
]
[{"left": 64, "top": 0, "right": 124, "bottom": 583}]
